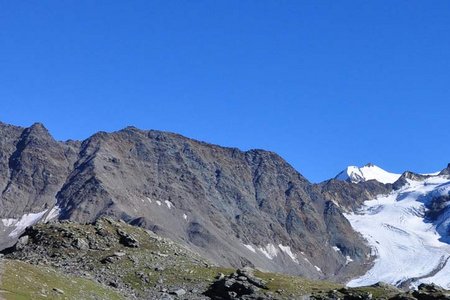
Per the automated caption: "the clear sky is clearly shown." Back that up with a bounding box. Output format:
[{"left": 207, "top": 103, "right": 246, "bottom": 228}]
[{"left": 1, "top": 1, "right": 449, "bottom": 182}]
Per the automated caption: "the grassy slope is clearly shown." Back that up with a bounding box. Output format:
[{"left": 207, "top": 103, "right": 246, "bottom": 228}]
[
  {"left": 0, "top": 259, "right": 391, "bottom": 300},
  {"left": 0, "top": 260, "right": 124, "bottom": 300},
  {"left": 0, "top": 220, "right": 404, "bottom": 299}
]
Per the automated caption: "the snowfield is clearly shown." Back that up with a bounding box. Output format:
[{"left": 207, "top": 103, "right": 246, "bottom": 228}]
[
  {"left": 2, "top": 210, "right": 48, "bottom": 237},
  {"left": 1, "top": 204, "right": 62, "bottom": 238},
  {"left": 345, "top": 175, "right": 450, "bottom": 288}
]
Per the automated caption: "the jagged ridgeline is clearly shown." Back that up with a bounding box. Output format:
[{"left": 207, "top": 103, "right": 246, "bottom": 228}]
[{"left": 0, "top": 121, "right": 388, "bottom": 281}]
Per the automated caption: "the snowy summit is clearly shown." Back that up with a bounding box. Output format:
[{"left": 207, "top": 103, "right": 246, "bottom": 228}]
[{"left": 335, "top": 163, "right": 401, "bottom": 184}]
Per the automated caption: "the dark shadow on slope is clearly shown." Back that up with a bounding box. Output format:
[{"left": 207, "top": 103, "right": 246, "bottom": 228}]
[{"left": 416, "top": 182, "right": 450, "bottom": 244}]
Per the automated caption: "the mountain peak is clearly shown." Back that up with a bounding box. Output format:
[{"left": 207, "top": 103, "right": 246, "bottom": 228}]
[
  {"left": 25, "top": 122, "right": 53, "bottom": 140},
  {"left": 30, "top": 122, "right": 46, "bottom": 129},
  {"left": 439, "top": 163, "right": 450, "bottom": 176},
  {"left": 335, "top": 164, "right": 401, "bottom": 184}
]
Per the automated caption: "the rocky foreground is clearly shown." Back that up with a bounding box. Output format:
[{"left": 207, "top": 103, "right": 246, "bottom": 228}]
[{"left": 0, "top": 219, "right": 449, "bottom": 299}]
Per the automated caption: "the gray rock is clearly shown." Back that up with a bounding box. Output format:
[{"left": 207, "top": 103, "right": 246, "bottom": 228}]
[
  {"left": 15, "top": 235, "right": 29, "bottom": 250},
  {"left": 117, "top": 229, "right": 140, "bottom": 248},
  {"left": 206, "top": 269, "right": 269, "bottom": 299},
  {"left": 170, "top": 288, "right": 186, "bottom": 297},
  {"left": 159, "top": 293, "right": 174, "bottom": 300},
  {"left": 224, "top": 278, "right": 236, "bottom": 288},
  {"left": 52, "top": 288, "right": 64, "bottom": 294},
  {"left": 72, "top": 238, "right": 89, "bottom": 250}
]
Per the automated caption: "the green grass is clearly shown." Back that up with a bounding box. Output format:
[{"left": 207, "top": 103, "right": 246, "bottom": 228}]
[
  {"left": 0, "top": 260, "right": 124, "bottom": 300},
  {"left": 255, "top": 270, "right": 342, "bottom": 296},
  {"left": 347, "top": 286, "right": 402, "bottom": 299}
]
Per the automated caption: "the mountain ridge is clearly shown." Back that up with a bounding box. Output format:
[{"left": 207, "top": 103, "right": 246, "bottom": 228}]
[
  {"left": 0, "top": 121, "right": 377, "bottom": 282},
  {"left": 1, "top": 121, "right": 449, "bottom": 290}
]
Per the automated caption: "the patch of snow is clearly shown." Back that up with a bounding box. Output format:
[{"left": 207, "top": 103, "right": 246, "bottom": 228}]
[
  {"left": 345, "top": 176, "right": 450, "bottom": 288},
  {"left": 335, "top": 164, "right": 401, "bottom": 184},
  {"left": 155, "top": 200, "right": 162, "bottom": 206},
  {"left": 244, "top": 244, "right": 257, "bottom": 253},
  {"left": 346, "top": 256, "right": 354, "bottom": 264},
  {"left": 165, "top": 200, "right": 174, "bottom": 209},
  {"left": 2, "top": 218, "right": 17, "bottom": 227},
  {"left": 278, "top": 244, "right": 299, "bottom": 263},
  {"left": 183, "top": 213, "right": 188, "bottom": 220},
  {"left": 44, "top": 206, "right": 60, "bottom": 223},
  {"left": 423, "top": 171, "right": 441, "bottom": 176},
  {"left": 332, "top": 246, "right": 341, "bottom": 252},
  {"left": 146, "top": 197, "right": 152, "bottom": 204},
  {"left": 331, "top": 199, "right": 340, "bottom": 207},
  {"left": 314, "top": 265, "right": 322, "bottom": 272},
  {"left": 6, "top": 210, "right": 48, "bottom": 237},
  {"left": 258, "top": 243, "right": 279, "bottom": 260}
]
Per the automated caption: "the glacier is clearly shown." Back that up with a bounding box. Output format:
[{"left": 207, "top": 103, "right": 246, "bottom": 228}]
[{"left": 345, "top": 175, "right": 450, "bottom": 288}]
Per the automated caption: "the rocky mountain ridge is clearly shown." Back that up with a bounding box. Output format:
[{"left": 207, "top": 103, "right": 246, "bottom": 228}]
[
  {"left": 0, "top": 121, "right": 385, "bottom": 282},
  {"left": 1, "top": 121, "right": 449, "bottom": 288}
]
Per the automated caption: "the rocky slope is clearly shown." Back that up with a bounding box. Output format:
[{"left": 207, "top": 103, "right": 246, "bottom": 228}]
[
  {"left": 0, "top": 121, "right": 384, "bottom": 281},
  {"left": 2, "top": 219, "right": 449, "bottom": 300},
  {"left": 2, "top": 218, "right": 215, "bottom": 299}
]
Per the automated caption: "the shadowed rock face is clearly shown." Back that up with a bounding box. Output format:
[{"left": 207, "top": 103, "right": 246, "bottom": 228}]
[
  {"left": 0, "top": 122, "right": 381, "bottom": 281},
  {"left": 440, "top": 164, "right": 450, "bottom": 176},
  {"left": 316, "top": 179, "right": 391, "bottom": 211}
]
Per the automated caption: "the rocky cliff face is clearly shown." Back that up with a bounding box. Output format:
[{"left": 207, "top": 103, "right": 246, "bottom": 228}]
[
  {"left": 0, "top": 123, "right": 80, "bottom": 247},
  {"left": 0, "top": 122, "right": 381, "bottom": 281},
  {"left": 0, "top": 123, "right": 80, "bottom": 215}
]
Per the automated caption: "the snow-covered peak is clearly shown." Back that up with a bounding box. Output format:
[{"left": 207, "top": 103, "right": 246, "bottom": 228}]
[{"left": 335, "top": 163, "right": 401, "bottom": 184}]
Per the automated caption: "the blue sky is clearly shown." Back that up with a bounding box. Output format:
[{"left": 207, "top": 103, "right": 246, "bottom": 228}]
[{"left": 1, "top": 1, "right": 449, "bottom": 182}]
